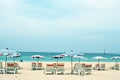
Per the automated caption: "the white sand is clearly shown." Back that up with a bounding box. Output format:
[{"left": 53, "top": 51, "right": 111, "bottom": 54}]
[{"left": 0, "top": 62, "right": 120, "bottom": 80}]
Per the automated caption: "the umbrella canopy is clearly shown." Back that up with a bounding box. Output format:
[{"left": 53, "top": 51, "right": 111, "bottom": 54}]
[
  {"left": 0, "top": 49, "right": 17, "bottom": 55},
  {"left": 52, "top": 55, "right": 63, "bottom": 58},
  {"left": 31, "top": 55, "right": 44, "bottom": 58},
  {"left": 92, "top": 56, "right": 107, "bottom": 64},
  {"left": 59, "top": 53, "right": 68, "bottom": 57},
  {"left": 12, "top": 53, "right": 21, "bottom": 58},
  {"left": 31, "top": 55, "right": 44, "bottom": 62},
  {"left": 64, "top": 51, "right": 84, "bottom": 73},
  {"left": 8, "top": 53, "right": 21, "bottom": 62},
  {"left": 0, "top": 48, "right": 18, "bottom": 68},
  {"left": 0, "top": 53, "right": 2, "bottom": 56},
  {"left": 111, "top": 56, "right": 120, "bottom": 64},
  {"left": 52, "top": 55, "right": 64, "bottom": 64},
  {"left": 64, "top": 51, "right": 84, "bottom": 57},
  {"left": 73, "top": 55, "right": 87, "bottom": 63}
]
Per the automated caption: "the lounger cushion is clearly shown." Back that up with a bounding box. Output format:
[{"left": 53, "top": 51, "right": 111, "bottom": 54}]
[
  {"left": 47, "top": 64, "right": 54, "bottom": 66},
  {"left": 7, "top": 63, "right": 14, "bottom": 66}
]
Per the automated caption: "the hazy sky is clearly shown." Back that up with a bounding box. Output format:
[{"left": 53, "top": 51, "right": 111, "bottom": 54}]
[{"left": 0, "top": 0, "right": 120, "bottom": 53}]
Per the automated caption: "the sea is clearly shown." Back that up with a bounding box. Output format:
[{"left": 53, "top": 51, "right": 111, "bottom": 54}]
[{"left": 0, "top": 52, "right": 120, "bottom": 63}]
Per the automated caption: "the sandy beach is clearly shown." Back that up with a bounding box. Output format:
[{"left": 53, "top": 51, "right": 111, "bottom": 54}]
[{"left": 0, "top": 62, "right": 120, "bottom": 80}]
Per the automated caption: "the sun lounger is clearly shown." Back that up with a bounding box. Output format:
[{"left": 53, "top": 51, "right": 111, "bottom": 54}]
[
  {"left": 53, "top": 63, "right": 57, "bottom": 68},
  {"left": 72, "top": 63, "right": 85, "bottom": 75},
  {"left": 93, "top": 64, "right": 100, "bottom": 70},
  {"left": 31, "top": 62, "right": 37, "bottom": 70},
  {"left": 6, "top": 63, "right": 18, "bottom": 74},
  {"left": 100, "top": 64, "right": 106, "bottom": 70},
  {"left": 0, "top": 62, "right": 3, "bottom": 68},
  {"left": 37, "top": 62, "right": 43, "bottom": 70},
  {"left": 113, "top": 64, "right": 120, "bottom": 70},
  {"left": 81, "top": 63, "right": 86, "bottom": 67},
  {"left": 72, "top": 63, "right": 81, "bottom": 75},
  {"left": 56, "top": 63, "right": 64, "bottom": 75},
  {"left": 0, "top": 62, "right": 6, "bottom": 74},
  {"left": 45, "top": 64, "right": 56, "bottom": 74},
  {"left": 14, "top": 63, "right": 20, "bottom": 69},
  {"left": 84, "top": 64, "right": 92, "bottom": 75}
]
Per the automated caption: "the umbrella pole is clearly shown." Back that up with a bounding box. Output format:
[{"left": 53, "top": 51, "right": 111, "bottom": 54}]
[
  {"left": 116, "top": 60, "right": 117, "bottom": 64},
  {"left": 71, "top": 57, "right": 73, "bottom": 74},
  {"left": 37, "top": 58, "right": 39, "bottom": 70},
  {"left": 5, "top": 56, "right": 7, "bottom": 69},
  {"left": 13, "top": 58, "right": 15, "bottom": 63},
  {"left": 37, "top": 58, "right": 39, "bottom": 63},
  {"left": 98, "top": 59, "right": 100, "bottom": 65},
  {"left": 57, "top": 59, "right": 58, "bottom": 64},
  {"left": 79, "top": 59, "right": 80, "bottom": 64}
]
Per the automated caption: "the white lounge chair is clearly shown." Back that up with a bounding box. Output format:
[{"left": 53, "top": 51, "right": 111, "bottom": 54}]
[
  {"left": 72, "top": 63, "right": 85, "bottom": 75},
  {"left": 14, "top": 63, "right": 20, "bottom": 69},
  {"left": 6, "top": 63, "right": 18, "bottom": 74},
  {"left": 37, "top": 62, "right": 42, "bottom": 70},
  {"left": 100, "top": 64, "right": 106, "bottom": 70},
  {"left": 113, "top": 64, "right": 120, "bottom": 70},
  {"left": 72, "top": 63, "right": 81, "bottom": 75},
  {"left": 56, "top": 63, "right": 64, "bottom": 75},
  {"left": 31, "top": 62, "right": 37, "bottom": 70},
  {"left": 45, "top": 64, "right": 56, "bottom": 75},
  {"left": 0, "top": 62, "right": 3, "bottom": 68},
  {"left": 84, "top": 64, "right": 92, "bottom": 75},
  {"left": 0, "top": 62, "right": 6, "bottom": 74},
  {"left": 93, "top": 64, "right": 100, "bottom": 70}
]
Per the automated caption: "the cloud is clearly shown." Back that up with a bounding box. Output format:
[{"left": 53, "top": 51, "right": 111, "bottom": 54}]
[
  {"left": 0, "top": 0, "right": 119, "bottom": 36},
  {"left": 0, "top": 0, "right": 120, "bottom": 52},
  {"left": 0, "top": 0, "right": 120, "bottom": 33},
  {"left": 0, "top": 0, "right": 17, "bottom": 7}
]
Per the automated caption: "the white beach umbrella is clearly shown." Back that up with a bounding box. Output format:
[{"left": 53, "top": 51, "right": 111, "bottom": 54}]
[
  {"left": 59, "top": 53, "right": 68, "bottom": 57},
  {"left": 31, "top": 55, "right": 44, "bottom": 63},
  {"left": 13, "top": 53, "right": 21, "bottom": 58},
  {"left": 0, "top": 48, "right": 18, "bottom": 68},
  {"left": 92, "top": 56, "right": 107, "bottom": 64},
  {"left": 52, "top": 55, "right": 64, "bottom": 64},
  {"left": 8, "top": 53, "right": 21, "bottom": 62},
  {"left": 64, "top": 51, "right": 76, "bottom": 73},
  {"left": 73, "top": 55, "right": 87, "bottom": 63},
  {"left": 0, "top": 48, "right": 17, "bottom": 55},
  {"left": 64, "top": 51, "right": 84, "bottom": 73},
  {"left": 111, "top": 56, "right": 120, "bottom": 64},
  {"left": 64, "top": 51, "right": 84, "bottom": 57},
  {"left": 0, "top": 53, "right": 2, "bottom": 56}
]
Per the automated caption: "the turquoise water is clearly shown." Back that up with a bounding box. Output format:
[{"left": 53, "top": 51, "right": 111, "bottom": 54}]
[{"left": 0, "top": 52, "right": 120, "bottom": 62}]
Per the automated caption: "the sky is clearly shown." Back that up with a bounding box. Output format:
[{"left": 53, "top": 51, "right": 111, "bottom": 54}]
[{"left": 0, "top": 0, "right": 120, "bottom": 53}]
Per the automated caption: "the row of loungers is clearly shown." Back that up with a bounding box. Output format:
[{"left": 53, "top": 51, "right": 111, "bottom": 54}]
[
  {"left": 1, "top": 62, "right": 120, "bottom": 74},
  {"left": 93, "top": 63, "right": 106, "bottom": 70},
  {"left": 43, "top": 63, "right": 103, "bottom": 75},
  {"left": 44, "top": 63, "right": 65, "bottom": 75},
  {"left": 72, "top": 63, "right": 92, "bottom": 75},
  {"left": 0, "top": 62, "right": 20, "bottom": 74},
  {"left": 111, "top": 64, "right": 120, "bottom": 70},
  {"left": 31, "top": 62, "right": 43, "bottom": 70},
  {"left": 44, "top": 63, "right": 120, "bottom": 75},
  {"left": 93, "top": 63, "right": 120, "bottom": 70},
  {"left": 32, "top": 63, "right": 92, "bottom": 75}
]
